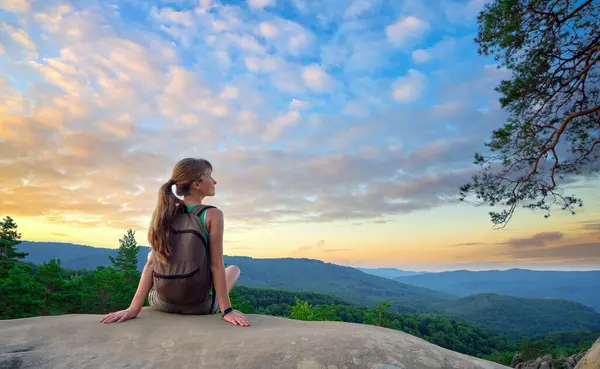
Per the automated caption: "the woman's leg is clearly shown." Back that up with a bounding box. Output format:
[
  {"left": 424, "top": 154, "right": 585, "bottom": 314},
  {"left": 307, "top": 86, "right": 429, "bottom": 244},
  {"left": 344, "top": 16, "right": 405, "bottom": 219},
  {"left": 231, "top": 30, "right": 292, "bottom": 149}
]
[{"left": 201, "top": 265, "right": 240, "bottom": 315}]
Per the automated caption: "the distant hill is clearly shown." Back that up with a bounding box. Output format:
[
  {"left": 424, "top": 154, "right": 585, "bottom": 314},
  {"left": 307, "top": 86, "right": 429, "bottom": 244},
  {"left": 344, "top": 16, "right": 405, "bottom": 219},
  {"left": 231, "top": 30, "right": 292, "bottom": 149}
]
[
  {"left": 18, "top": 241, "right": 151, "bottom": 271},
  {"left": 431, "top": 293, "right": 600, "bottom": 338},
  {"left": 17, "top": 241, "right": 453, "bottom": 314},
  {"left": 17, "top": 241, "right": 600, "bottom": 337},
  {"left": 395, "top": 269, "right": 600, "bottom": 312},
  {"left": 356, "top": 267, "right": 427, "bottom": 279},
  {"left": 220, "top": 255, "right": 453, "bottom": 314}
]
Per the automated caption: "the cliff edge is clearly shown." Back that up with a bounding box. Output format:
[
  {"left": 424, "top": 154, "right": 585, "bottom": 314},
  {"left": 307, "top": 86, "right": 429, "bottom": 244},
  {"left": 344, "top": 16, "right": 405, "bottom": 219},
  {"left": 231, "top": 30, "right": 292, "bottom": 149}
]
[
  {"left": 0, "top": 307, "right": 509, "bottom": 369},
  {"left": 575, "top": 337, "right": 600, "bottom": 369}
]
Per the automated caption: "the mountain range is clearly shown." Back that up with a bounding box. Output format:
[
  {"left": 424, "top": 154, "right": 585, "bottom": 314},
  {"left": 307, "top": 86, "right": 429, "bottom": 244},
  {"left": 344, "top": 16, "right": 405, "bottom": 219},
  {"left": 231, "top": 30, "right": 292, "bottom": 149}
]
[
  {"left": 356, "top": 267, "right": 427, "bottom": 279},
  {"left": 394, "top": 269, "right": 600, "bottom": 313},
  {"left": 16, "top": 240, "right": 600, "bottom": 337}
]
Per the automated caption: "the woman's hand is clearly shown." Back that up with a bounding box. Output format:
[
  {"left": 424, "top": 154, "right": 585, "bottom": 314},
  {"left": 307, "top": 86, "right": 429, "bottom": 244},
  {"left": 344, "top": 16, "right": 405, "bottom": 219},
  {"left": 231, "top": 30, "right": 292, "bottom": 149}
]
[
  {"left": 223, "top": 310, "right": 251, "bottom": 326},
  {"left": 100, "top": 308, "right": 140, "bottom": 324}
]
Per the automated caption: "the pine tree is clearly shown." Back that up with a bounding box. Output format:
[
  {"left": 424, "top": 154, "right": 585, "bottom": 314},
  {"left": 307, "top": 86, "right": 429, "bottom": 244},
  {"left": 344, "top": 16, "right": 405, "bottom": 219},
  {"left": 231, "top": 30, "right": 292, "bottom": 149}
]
[
  {"left": 35, "top": 258, "right": 73, "bottom": 316},
  {"left": 77, "top": 266, "right": 128, "bottom": 314},
  {"left": 109, "top": 229, "right": 140, "bottom": 283},
  {"left": 0, "top": 216, "right": 27, "bottom": 278}
]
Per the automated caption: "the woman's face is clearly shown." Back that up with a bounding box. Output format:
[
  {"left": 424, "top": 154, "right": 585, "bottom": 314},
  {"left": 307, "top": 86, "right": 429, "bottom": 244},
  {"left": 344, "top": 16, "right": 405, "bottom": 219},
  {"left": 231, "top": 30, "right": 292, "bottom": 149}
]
[{"left": 192, "top": 170, "right": 217, "bottom": 197}]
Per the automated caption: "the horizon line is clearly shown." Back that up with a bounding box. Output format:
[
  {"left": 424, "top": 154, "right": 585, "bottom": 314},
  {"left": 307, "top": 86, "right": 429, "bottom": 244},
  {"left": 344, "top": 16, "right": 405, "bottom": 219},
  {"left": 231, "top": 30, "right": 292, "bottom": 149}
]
[{"left": 18, "top": 239, "right": 600, "bottom": 273}]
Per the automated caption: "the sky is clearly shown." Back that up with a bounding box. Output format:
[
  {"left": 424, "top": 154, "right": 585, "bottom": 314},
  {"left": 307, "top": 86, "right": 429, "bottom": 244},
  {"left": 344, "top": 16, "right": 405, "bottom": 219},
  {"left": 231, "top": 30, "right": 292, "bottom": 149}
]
[{"left": 1, "top": 0, "right": 599, "bottom": 272}]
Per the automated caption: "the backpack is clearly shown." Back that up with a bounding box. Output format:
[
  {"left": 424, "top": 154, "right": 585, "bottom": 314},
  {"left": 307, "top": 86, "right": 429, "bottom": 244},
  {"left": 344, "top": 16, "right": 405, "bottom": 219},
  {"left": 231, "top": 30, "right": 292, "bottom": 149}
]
[{"left": 152, "top": 204, "right": 216, "bottom": 307}]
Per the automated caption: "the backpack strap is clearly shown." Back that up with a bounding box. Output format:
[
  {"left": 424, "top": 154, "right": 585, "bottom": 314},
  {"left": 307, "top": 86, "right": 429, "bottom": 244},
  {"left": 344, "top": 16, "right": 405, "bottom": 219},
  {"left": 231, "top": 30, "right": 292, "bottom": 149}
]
[
  {"left": 188, "top": 204, "right": 216, "bottom": 217},
  {"left": 189, "top": 204, "right": 217, "bottom": 310}
]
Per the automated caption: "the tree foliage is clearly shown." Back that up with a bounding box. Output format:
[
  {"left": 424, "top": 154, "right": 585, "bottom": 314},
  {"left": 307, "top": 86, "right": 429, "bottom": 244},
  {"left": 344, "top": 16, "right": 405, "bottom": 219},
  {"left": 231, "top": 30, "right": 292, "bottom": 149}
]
[
  {"left": 460, "top": 0, "right": 600, "bottom": 227},
  {"left": 0, "top": 216, "right": 27, "bottom": 277},
  {"left": 288, "top": 297, "right": 341, "bottom": 321},
  {"left": 363, "top": 301, "right": 392, "bottom": 327},
  {"left": 109, "top": 229, "right": 140, "bottom": 283}
]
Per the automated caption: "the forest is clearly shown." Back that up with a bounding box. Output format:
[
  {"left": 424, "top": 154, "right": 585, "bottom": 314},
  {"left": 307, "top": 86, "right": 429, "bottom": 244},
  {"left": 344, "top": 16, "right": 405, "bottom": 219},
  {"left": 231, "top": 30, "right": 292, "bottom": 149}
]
[{"left": 1, "top": 216, "right": 597, "bottom": 366}]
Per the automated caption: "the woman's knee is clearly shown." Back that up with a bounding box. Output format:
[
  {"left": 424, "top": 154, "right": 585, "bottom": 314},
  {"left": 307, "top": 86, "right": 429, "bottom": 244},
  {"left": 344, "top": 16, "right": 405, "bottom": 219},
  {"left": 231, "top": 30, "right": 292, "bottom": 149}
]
[
  {"left": 226, "top": 264, "right": 241, "bottom": 278},
  {"left": 225, "top": 265, "right": 241, "bottom": 292}
]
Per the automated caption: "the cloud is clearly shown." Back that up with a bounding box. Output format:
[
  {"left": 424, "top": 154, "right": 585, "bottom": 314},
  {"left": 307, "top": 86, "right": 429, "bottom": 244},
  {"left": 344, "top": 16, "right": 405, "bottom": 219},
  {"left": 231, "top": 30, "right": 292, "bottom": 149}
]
[
  {"left": 510, "top": 242, "right": 600, "bottom": 261},
  {"left": 256, "top": 17, "right": 315, "bottom": 57},
  {"left": 453, "top": 242, "right": 482, "bottom": 247},
  {"left": 0, "top": 0, "right": 30, "bottom": 13},
  {"left": 344, "top": 0, "right": 379, "bottom": 19},
  {"left": 261, "top": 110, "right": 300, "bottom": 141},
  {"left": 504, "top": 232, "right": 565, "bottom": 248},
  {"left": 577, "top": 221, "right": 600, "bottom": 232},
  {"left": 319, "top": 18, "right": 392, "bottom": 73},
  {"left": 586, "top": 224, "right": 600, "bottom": 232},
  {"left": 411, "top": 36, "right": 458, "bottom": 64},
  {"left": 391, "top": 69, "right": 427, "bottom": 103},
  {"left": 443, "top": 0, "right": 489, "bottom": 24},
  {"left": 0, "top": 76, "right": 28, "bottom": 116},
  {"left": 219, "top": 85, "right": 239, "bottom": 100},
  {"left": 150, "top": 6, "right": 195, "bottom": 27},
  {"left": 33, "top": 3, "right": 75, "bottom": 34},
  {"left": 302, "top": 64, "right": 335, "bottom": 92},
  {"left": 99, "top": 114, "right": 134, "bottom": 138},
  {"left": 411, "top": 49, "right": 430, "bottom": 63},
  {"left": 454, "top": 228, "right": 600, "bottom": 264},
  {"left": 243, "top": 55, "right": 309, "bottom": 94},
  {"left": 247, "top": 0, "right": 275, "bottom": 10},
  {"left": 385, "top": 15, "right": 430, "bottom": 48},
  {"left": 289, "top": 98, "right": 310, "bottom": 110},
  {"left": 258, "top": 22, "right": 278, "bottom": 38},
  {"left": 0, "top": 22, "right": 38, "bottom": 60}
]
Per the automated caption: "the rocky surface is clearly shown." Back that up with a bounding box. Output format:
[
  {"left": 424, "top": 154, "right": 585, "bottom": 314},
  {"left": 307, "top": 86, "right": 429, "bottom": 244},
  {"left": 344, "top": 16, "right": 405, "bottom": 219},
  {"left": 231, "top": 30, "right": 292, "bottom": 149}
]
[
  {"left": 575, "top": 337, "right": 600, "bottom": 369},
  {"left": 0, "top": 307, "right": 510, "bottom": 369},
  {"left": 511, "top": 351, "right": 587, "bottom": 369},
  {"left": 509, "top": 337, "right": 600, "bottom": 369}
]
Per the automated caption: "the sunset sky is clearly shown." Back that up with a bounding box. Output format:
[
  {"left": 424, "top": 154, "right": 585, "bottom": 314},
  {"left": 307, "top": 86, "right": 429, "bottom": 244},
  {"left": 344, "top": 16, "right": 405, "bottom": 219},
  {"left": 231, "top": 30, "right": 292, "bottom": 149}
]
[{"left": 1, "top": 0, "right": 599, "bottom": 272}]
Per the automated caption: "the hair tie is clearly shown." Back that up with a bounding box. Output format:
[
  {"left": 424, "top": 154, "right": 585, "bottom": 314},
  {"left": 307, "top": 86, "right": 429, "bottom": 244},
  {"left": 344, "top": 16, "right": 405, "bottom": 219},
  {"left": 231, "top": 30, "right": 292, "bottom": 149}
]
[{"left": 165, "top": 179, "right": 175, "bottom": 193}]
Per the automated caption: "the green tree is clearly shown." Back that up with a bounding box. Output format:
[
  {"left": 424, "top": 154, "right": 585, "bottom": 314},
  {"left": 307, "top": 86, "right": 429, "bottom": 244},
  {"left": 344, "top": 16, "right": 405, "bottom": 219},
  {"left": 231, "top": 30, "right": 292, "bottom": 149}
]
[
  {"left": 0, "top": 216, "right": 27, "bottom": 277},
  {"left": 35, "top": 258, "right": 76, "bottom": 315},
  {"left": 109, "top": 229, "right": 140, "bottom": 283},
  {"left": 0, "top": 265, "right": 45, "bottom": 319},
  {"left": 312, "top": 304, "right": 342, "bottom": 321},
  {"left": 459, "top": 0, "right": 600, "bottom": 228},
  {"left": 76, "top": 266, "right": 128, "bottom": 314},
  {"left": 289, "top": 298, "right": 315, "bottom": 321},
  {"left": 363, "top": 301, "right": 391, "bottom": 328},
  {"left": 229, "top": 288, "right": 254, "bottom": 314}
]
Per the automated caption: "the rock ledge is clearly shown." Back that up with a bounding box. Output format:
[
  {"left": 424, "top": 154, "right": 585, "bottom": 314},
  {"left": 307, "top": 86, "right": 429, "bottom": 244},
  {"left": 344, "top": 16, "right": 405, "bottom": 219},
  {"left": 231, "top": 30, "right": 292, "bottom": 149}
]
[{"left": 1, "top": 307, "right": 509, "bottom": 369}]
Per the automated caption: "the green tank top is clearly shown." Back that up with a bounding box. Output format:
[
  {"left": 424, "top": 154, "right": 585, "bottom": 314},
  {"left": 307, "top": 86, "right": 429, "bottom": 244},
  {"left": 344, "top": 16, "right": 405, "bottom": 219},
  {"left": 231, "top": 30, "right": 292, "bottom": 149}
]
[{"left": 186, "top": 205, "right": 209, "bottom": 239}]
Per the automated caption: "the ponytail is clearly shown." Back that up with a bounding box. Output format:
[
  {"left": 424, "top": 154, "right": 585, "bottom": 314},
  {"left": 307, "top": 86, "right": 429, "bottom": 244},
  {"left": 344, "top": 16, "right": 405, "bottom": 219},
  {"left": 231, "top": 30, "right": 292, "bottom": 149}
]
[
  {"left": 148, "top": 179, "right": 181, "bottom": 263},
  {"left": 148, "top": 157, "right": 213, "bottom": 263}
]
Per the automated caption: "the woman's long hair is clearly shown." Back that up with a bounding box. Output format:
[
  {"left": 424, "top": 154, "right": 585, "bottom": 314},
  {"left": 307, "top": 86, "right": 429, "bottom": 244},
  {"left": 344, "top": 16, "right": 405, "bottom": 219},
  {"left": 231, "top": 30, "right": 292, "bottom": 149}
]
[{"left": 148, "top": 158, "right": 213, "bottom": 263}]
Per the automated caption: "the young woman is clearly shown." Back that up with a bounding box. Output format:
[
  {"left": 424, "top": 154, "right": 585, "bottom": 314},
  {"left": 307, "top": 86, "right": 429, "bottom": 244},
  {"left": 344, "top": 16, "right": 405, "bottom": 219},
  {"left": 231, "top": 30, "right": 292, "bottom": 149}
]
[{"left": 100, "top": 158, "right": 251, "bottom": 327}]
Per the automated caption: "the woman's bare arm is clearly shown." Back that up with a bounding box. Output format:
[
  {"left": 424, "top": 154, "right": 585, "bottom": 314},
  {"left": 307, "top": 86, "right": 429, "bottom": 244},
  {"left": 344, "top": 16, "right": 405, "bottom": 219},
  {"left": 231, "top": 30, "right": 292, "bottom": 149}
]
[
  {"left": 128, "top": 251, "right": 155, "bottom": 312},
  {"left": 207, "top": 208, "right": 231, "bottom": 312},
  {"left": 100, "top": 251, "right": 154, "bottom": 323}
]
